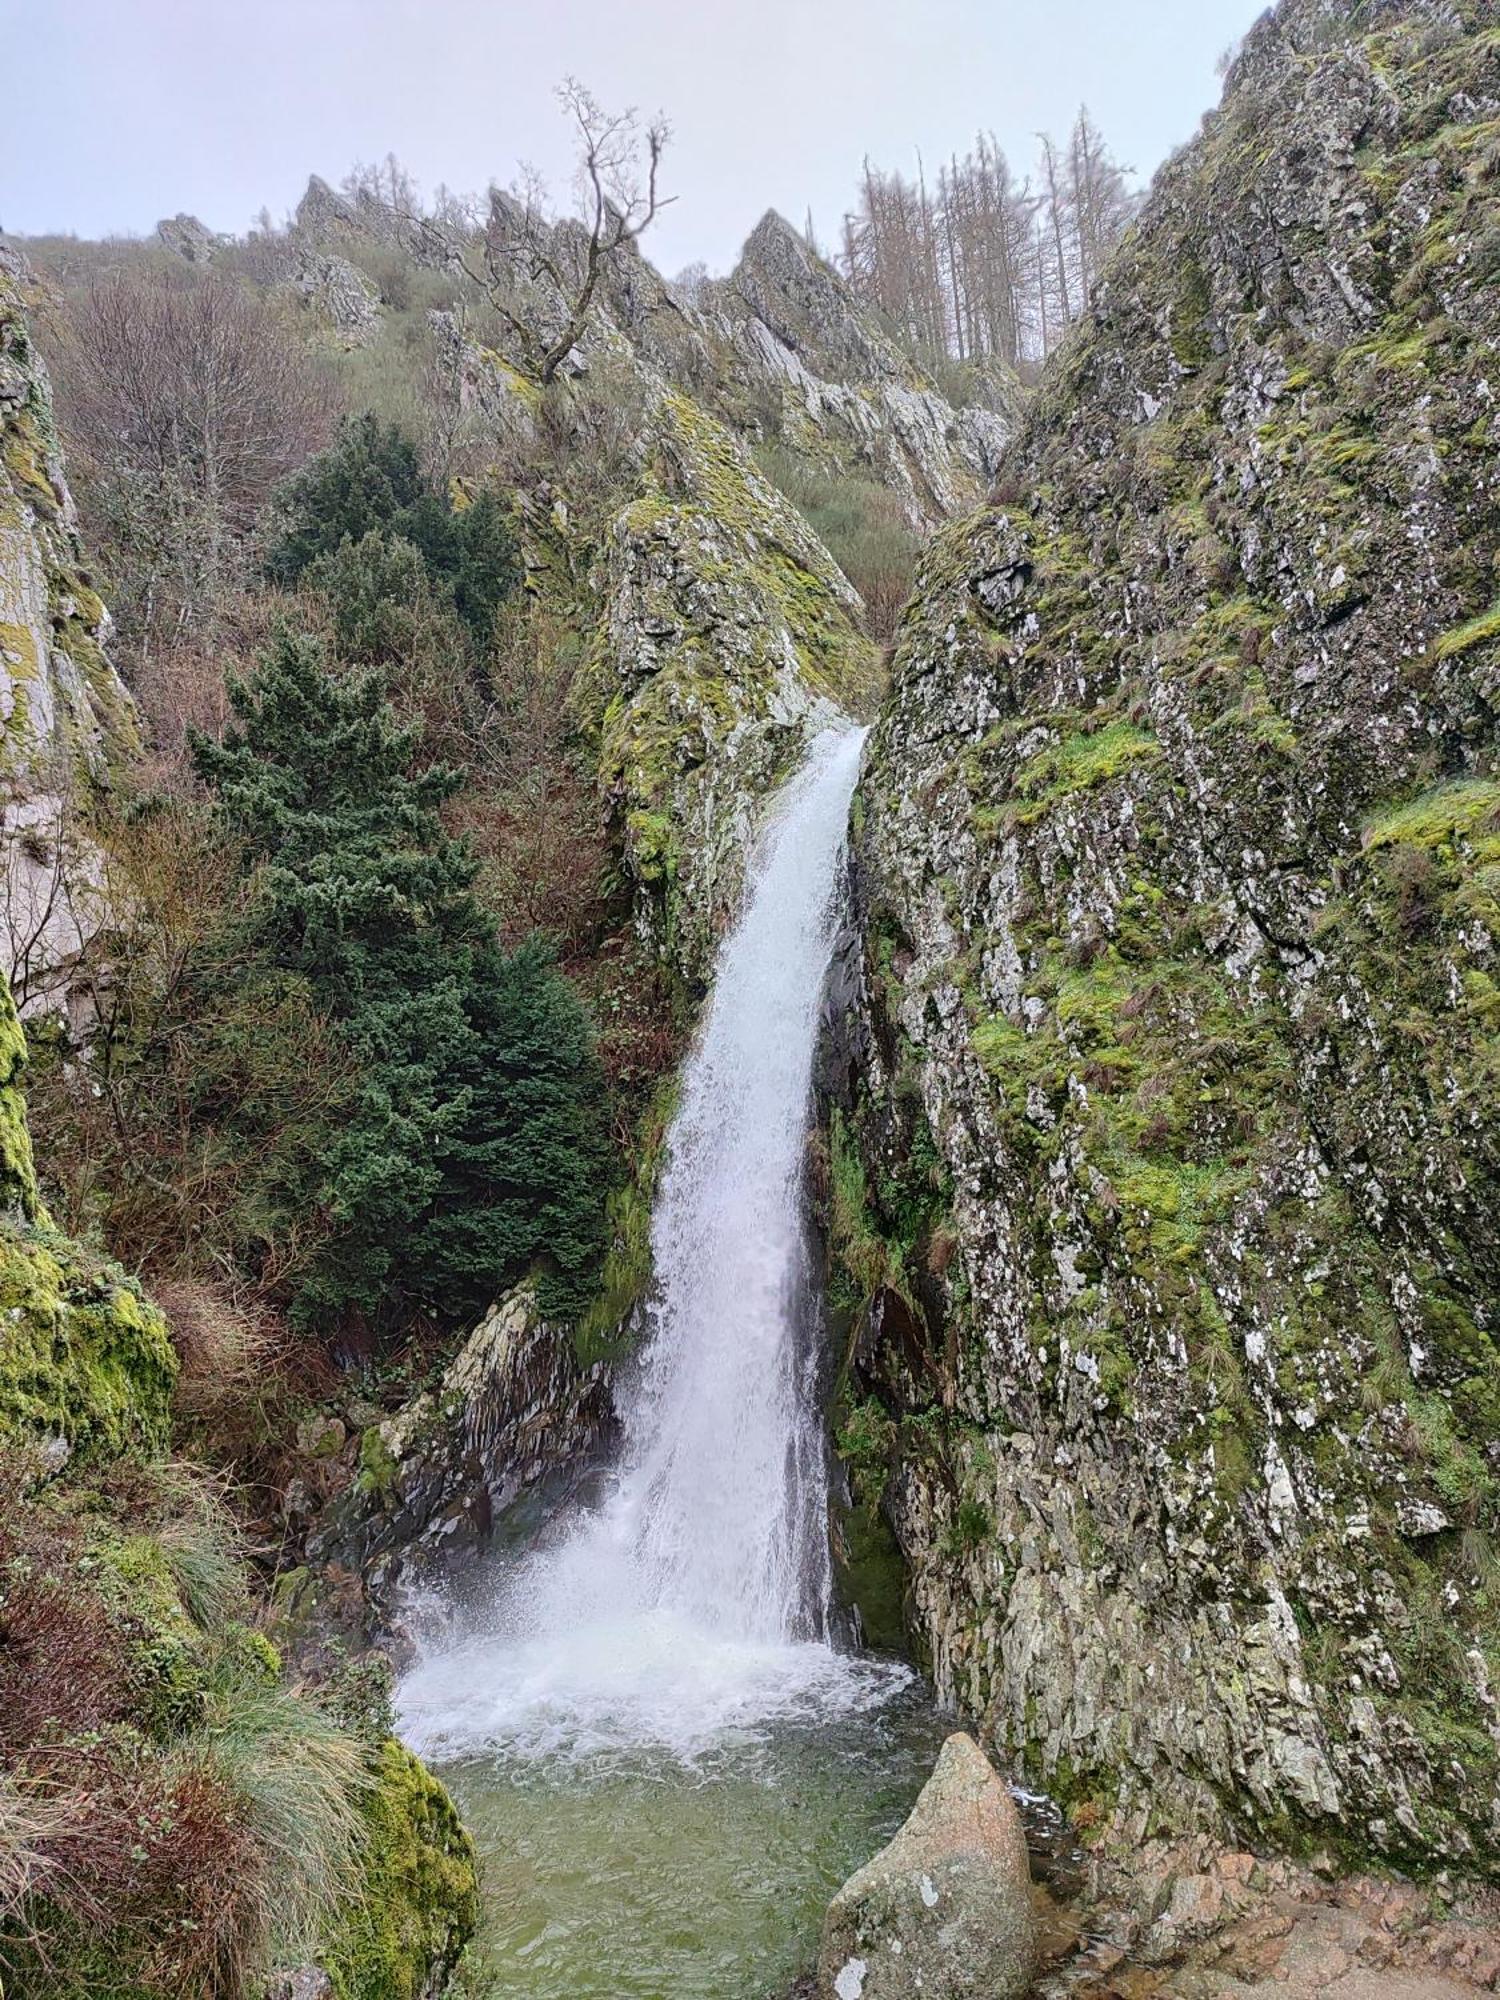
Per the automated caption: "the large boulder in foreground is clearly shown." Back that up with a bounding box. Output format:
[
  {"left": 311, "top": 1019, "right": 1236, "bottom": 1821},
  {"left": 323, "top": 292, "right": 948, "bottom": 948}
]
[{"left": 817, "top": 1732, "right": 1036, "bottom": 2000}]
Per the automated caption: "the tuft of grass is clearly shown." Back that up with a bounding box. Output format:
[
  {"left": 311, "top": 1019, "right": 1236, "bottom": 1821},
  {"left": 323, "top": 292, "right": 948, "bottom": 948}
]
[{"left": 182, "top": 1668, "right": 370, "bottom": 1972}]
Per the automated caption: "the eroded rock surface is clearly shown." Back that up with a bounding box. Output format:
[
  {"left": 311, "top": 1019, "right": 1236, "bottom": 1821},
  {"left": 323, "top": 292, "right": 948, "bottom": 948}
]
[{"left": 0, "top": 247, "right": 137, "bottom": 1016}]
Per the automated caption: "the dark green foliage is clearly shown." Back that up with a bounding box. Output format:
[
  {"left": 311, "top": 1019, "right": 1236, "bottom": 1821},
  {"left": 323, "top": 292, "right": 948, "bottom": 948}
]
[
  {"left": 306, "top": 530, "right": 442, "bottom": 666},
  {"left": 189, "top": 629, "right": 609, "bottom": 1336},
  {"left": 266, "top": 414, "right": 428, "bottom": 582},
  {"left": 267, "top": 413, "right": 521, "bottom": 647}
]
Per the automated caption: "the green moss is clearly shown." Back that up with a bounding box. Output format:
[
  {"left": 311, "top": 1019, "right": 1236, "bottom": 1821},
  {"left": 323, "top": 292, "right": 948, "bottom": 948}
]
[
  {"left": 575, "top": 1072, "right": 680, "bottom": 1363},
  {"left": 354, "top": 1425, "right": 399, "bottom": 1500},
  {"left": 0, "top": 1223, "right": 177, "bottom": 1460},
  {"left": 0, "top": 617, "right": 40, "bottom": 683},
  {"left": 1013, "top": 720, "right": 1159, "bottom": 812},
  {"left": 325, "top": 1738, "right": 479, "bottom": 2000},
  {"left": 1170, "top": 255, "right": 1214, "bottom": 370},
  {"left": 1432, "top": 603, "right": 1500, "bottom": 661},
  {"left": 827, "top": 1106, "right": 910, "bottom": 1312},
  {"left": 96, "top": 1531, "right": 212, "bottom": 1737},
  {"left": 1362, "top": 778, "right": 1500, "bottom": 852},
  {"left": 833, "top": 1490, "right": 909, "bottom": 1653},
  {"left": 0, "top": 973, "right": 41, "bottom": 1221}
]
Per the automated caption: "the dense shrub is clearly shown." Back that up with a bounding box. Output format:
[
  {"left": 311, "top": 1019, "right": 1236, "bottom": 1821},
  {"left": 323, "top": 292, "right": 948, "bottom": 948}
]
[
  {"left": 755, "top": 442, "right": 921, "bottom": 641},
  {"left": 267, "top": 412, "right": 520, "bottom": 646}
]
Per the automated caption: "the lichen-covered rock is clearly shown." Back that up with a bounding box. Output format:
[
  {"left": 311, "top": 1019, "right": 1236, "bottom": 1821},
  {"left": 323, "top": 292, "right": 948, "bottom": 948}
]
[
  {"left": 715, "top": 211, "right": 1018, "bottom": 528},
  {"left": 838, "top": 0, "right": 1500, "bottom": 1872},
  {"left": 295, "top": 173, "right": 362, "bottom": 241},
  {"left": 816, "top": 1732, "right": 1036, "bottom": 2000},
  {"left": 427, "top": 308, "right": 541, "bottom": 455},
  {"left": 1, "top": 245, "right": 137, "bottom": 1015},
  {"left": 291, "top": 250, "right": 383, "bottom": 345},
  {"left": 0, "top": 972, "right": 177, "bottom": 1459},
  {"left": 154, "top": 212, "right": 222, "bottom": 263},
  {"left": 591, "top": 389, "right": 879, "bottom": 984}
]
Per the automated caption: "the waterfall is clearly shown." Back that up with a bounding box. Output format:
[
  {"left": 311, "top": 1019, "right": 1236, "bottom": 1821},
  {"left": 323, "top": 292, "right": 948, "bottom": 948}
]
[{"left": 399, "top": 726, "right": 904, "bottom": 1766}]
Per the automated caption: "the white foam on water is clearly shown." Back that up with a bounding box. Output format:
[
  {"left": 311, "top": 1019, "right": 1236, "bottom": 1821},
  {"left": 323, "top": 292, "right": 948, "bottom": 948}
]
[{"left": 397, "top": 726, "right": 907, "bottom": 1771}]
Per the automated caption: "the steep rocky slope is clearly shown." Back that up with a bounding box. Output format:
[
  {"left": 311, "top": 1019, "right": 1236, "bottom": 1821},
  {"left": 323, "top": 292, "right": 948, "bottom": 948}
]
[
  {"left": 0, "top": 247, "right": 136, "bottom": 1016},
  {"left": 837, "top": 0, "right": 1500, "bottom": 1873},
  {"left": 705, "top": 210, "right": 1016, "bottom": 526}
]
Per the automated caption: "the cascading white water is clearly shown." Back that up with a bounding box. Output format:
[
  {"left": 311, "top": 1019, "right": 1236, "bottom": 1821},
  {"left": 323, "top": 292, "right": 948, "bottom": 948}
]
[{"left": 399, "top": 725, "right": 906, "bottom": 1766}]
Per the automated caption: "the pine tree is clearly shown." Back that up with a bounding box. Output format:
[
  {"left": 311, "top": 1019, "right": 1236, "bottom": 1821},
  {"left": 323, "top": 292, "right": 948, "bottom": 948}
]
[
  {"left": 267, "top": 413, "right": 521, "bottom": 650},
  {"left": 190, "top": 629, "right": 609, "bottom": 1337}
]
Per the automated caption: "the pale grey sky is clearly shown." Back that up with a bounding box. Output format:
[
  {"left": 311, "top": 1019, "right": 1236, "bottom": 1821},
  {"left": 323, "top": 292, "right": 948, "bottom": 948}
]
[{"left": 9, "top": 0, "right": 1267, "bottom": 274}]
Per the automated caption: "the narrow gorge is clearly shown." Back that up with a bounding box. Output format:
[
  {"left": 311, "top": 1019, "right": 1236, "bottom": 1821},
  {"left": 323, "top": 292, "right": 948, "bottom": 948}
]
[{"left": 3, "top": 0, "right": 1500, "bottom": 1995}]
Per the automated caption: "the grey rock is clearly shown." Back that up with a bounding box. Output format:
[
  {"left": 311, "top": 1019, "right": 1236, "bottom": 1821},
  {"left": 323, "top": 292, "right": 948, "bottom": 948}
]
[
  {"left": 308, "top": 1283, "right": 617, "bottom": 1612},
  {"left": 154, "top": 213, "right": 221, "bottom": 263},
  {"left": 265, "top": 1972, "right": 333, "bottom": 2000},
  {"left": 834, "top": 0, "right": 1500, "bottom": 1873},
  {"left": 816, "top": 1733, "right": 1036, "bottom": 2000},
  {"left": 0, "top": 250, "right": 136, "bottom": 1019},
  {"left": 290, "top": 250, "right": 381, "bottom": 344}
]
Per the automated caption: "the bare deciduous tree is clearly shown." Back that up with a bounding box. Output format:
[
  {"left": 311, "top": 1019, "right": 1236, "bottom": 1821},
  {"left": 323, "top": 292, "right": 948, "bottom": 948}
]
[
  {"left": 399, "top": 78, "right": 672, "bottom": 386},
  {"left": 49, "top": 271, "right": 336, "bottom": 651}
]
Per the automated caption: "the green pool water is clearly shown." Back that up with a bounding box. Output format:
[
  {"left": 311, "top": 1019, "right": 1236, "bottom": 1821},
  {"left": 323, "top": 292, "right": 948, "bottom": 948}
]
[{"left": 434, "top": 1680, "right": 949, "bottom": 1999}]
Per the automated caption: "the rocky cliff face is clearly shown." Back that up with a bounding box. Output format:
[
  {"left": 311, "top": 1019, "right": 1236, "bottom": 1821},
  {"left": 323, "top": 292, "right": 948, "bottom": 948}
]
[
  {"left": 0, "top": 248, "right": 137, "bottom": 1016},
  {"left": 285, "top": 185, "right": 1014, "bottom": 980},
  {"left": 591, "top": 390, "right": 878, "bottom": 984},
  {"left": 713, "top": 211, "right": 1017, "bottom": 528},
  {"left": 839, "top": 0, "right": 1500, "bottom": 1872}
]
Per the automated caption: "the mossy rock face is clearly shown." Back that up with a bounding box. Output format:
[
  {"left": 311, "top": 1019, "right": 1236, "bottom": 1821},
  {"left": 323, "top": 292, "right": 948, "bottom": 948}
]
[
  {"left": 582, "top": 390, "right": 879, "bottom": 989},
  {"left": 842, "top": 0, "right": 1500, "bottom": 1872},
  {"left": 0, "top": 969, "right": 40, "bottom": 1219},
  {"left": 1, "top": 248, "right": 139, "bottom": 1019},
  {"left": 325, "top": 1738, "right": 479, "bottom": 2000},
  {"left": 0, "top": 1226, "right": 178, "bottom": 1460},
  {"left": 0, "top": 975, "right": 177, "bottom": 1458}
]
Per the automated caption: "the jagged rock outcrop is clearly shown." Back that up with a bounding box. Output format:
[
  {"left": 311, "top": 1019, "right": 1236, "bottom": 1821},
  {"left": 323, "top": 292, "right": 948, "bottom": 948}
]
[
  {"left": 591, "top": 390, "right": 878, "bottom": 984},
  {"left": 837, "top": 0, "right": 1500, "bottom": 1874},
  {"left": 154, "top": 212, "right": 222, "bottom": 263},
  {"left": 1, "top": 247, "right": 137, "bottom": 1017},
  {"left": 290, "top": 249, "right": 382, "bottom": 345},
  {"left": 305, "top": 1283, "right": 616, "bottom": 1618},
  {"left": 295, "top": 172, "right": 362, "bottom": 240},
  {"left": 714, "top": 211, "right": 1017, "bottom": 527}
]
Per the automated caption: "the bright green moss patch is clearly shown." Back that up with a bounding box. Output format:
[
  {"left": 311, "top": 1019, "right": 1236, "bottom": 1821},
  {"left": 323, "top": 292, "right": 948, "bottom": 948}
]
[
  {"left": 0, "top": 973, "right": 41, "bottom": 1221},
  {"left": 575, "top": 1072, "right": 680, "bottom": 1363},
  {"left": 1013, "top": 720, "right": 1159, "bottom": 808},
  {"left": 325, "top": 1738, "right": 479, "bottom": 2000},
  {"left": 1362, "top": 778, "right": 1500, "bottom": 852},
  {"left": 0, "top": 1224, "right": 177, "bottom": 1459},
  {"left": 1432, "top": 603, "right": 1500, "bottom": 661}
]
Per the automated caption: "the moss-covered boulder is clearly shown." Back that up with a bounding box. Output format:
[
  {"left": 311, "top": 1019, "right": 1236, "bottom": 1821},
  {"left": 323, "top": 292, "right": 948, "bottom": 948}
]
[
  {"left": 842, "top": 0, "right": 1500, "bottom": 1872},
  {"left": 325, "top": 1738, "right": 479, "bottom": 2000}
]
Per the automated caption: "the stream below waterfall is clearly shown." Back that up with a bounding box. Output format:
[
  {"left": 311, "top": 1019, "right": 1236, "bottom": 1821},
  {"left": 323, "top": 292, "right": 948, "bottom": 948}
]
[{"left": 397, "top": 728, "right": 948, "bottom": 1997}]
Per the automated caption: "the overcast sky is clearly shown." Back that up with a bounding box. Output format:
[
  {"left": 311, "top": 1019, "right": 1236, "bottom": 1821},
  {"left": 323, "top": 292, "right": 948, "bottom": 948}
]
[{"left": 11, "top": 0, "right": 1267, "bottom": 275}]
